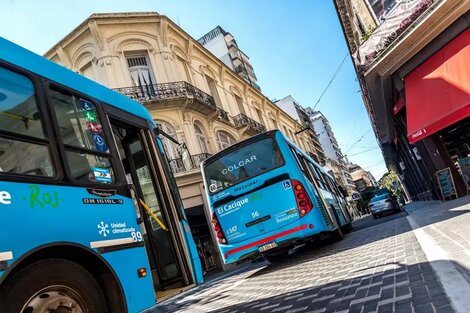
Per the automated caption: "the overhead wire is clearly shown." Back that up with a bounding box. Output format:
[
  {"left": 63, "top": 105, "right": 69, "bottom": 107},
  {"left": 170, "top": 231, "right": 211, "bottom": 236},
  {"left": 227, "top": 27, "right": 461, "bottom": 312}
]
[
  {"left": 347, "top": 146, "right": 379, "bottom": 157},
  {"left": 344, "top": 128, "right": 371, "bottom": 155},
  {"left": 312, "top": 53, "right": 349, "bottom": 111},
  {"left": 363, "top": 159, "right": 385, "bottom": 170}
]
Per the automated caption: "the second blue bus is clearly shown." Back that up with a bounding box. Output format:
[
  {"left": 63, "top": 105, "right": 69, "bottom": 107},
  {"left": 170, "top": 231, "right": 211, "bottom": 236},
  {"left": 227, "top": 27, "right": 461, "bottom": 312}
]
[{"left": 202, "top": 130, "right": 352, "bottom": 263}]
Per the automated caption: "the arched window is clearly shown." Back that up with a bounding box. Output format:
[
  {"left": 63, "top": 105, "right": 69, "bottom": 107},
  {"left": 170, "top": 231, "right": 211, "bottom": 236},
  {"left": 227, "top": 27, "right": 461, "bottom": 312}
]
[
  {"left": 216, "top": 131, "right": 236, "bottom": 151},
  {"left": 194, "top": 122, "right": 209, "bottom": 154},
  {"left": 155, "top": 120, "right": 179, "bottom": 160}
]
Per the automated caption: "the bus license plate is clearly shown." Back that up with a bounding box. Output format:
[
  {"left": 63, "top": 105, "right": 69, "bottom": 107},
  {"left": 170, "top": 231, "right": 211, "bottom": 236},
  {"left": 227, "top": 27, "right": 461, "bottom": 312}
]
[{"left": 258, "top": 242, "right": 277, "bottom": 252}]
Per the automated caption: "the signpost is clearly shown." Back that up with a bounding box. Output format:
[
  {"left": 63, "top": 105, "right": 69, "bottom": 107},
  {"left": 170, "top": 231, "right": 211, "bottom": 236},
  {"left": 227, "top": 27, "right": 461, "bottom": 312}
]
[{"left": 436, "top": 167, "right": 457, "bottom": 200}]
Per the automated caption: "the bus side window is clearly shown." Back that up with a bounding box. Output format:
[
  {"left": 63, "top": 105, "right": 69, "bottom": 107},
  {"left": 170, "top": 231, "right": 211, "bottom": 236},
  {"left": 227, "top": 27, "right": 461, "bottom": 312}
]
[
  {"left": 306, "top": 162, "right": 325, "bottom": 190},
  {"left": 293, "top": 150, "right": 317, "bottom": 185},
  {"left": 0, "top": 66, "right": 55, "bottom": 177},
  {"left": 289, "top": 147, "right": 310, "bottom": 181},
  {"left": 49, "top": 87, "right": 116, "bottom": 184}
]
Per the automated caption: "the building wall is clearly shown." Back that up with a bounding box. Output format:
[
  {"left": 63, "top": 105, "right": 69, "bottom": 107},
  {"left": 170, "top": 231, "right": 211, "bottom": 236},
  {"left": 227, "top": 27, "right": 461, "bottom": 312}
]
[
  {"left": 275, "top": 96, "right": 301, "bottom": 122},
  {"left": 310, "top": 112, "right": 358, "bottom": 199},
  {"left": 44, "top": 12, "right": 319, "bottom": 270},
  {"left": 350, "top": 164, "right": 377, "bottom": 191},
  {"left": 311, "top": 114, "right": 341, "bottom": 162},
  {"left": 201, "top": 33, "right": 231, "bottom": 67},
  {"left": 198, "top": 26, "right": 259, "bottom": 88}
]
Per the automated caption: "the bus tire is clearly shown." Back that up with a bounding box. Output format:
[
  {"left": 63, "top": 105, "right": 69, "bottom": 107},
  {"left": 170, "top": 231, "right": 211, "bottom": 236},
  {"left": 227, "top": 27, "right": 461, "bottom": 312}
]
[
  {"left": 342, "top": 222, "right": 353, "bottom": 233},
  {"left": 0, "top": 258, "right": 108, "bottom": 313},
  {"left": 331, "top": 226, "right": 344, "bottom": 241}
]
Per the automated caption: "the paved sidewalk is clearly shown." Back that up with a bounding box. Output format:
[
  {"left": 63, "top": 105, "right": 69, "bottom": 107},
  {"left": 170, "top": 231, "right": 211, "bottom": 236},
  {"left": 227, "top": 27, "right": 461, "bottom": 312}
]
[
  {"left": 404, "top": 196, "right": 470, "bottom": 313},
  {"left": 156, "top": 216, "right": 454, "bottom": 313}
]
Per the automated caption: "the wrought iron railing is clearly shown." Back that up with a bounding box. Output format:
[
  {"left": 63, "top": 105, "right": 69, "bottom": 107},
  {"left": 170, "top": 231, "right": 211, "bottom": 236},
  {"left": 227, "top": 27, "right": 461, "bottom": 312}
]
[
  {"left": 233, "top": 113, "right": 266, "bottom": 133},
  {"left": 168, "top": 153, "right": 213, "bottom": 175},
  {"left": 168, "top": 158, "right": 185, "bottom": 174},
  {"left": 216, "top": 107, "right": 230, "bottom": 123},
  {"left": 192, "top": 153, "right": 212, "bottom": 168},
  {"left": 114, "top": 81, "right": 216, "bottom": 109}
]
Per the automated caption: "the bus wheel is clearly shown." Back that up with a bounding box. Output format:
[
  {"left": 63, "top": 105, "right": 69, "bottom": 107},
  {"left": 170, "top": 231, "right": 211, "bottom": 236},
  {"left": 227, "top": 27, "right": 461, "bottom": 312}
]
[
  {"left": 331, "top": 226, "right": 344, "bottom": 242},
  {"left": 0, "top": 258, "right": 108, "bottom": 313},
  {"left": 342, "top": 222, "right": 353, "bottom": 233}
]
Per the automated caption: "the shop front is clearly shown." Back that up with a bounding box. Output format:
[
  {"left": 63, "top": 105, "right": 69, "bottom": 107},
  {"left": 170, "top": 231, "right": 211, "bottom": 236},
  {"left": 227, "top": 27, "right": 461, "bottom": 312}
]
[{"left": 394, "top": 27, "right": 470, "bottom": 200}]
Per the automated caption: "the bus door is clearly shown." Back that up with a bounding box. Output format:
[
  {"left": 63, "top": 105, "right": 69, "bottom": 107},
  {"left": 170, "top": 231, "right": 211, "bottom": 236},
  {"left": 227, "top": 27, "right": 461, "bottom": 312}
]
[{"left": 107, "top": 115, "right": 193, "bottom": 293}]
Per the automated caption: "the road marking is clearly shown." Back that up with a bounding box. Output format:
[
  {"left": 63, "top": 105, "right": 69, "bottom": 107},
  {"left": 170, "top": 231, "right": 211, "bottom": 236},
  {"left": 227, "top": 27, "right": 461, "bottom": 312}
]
[
  {"left": 0, "top": 251, "right": 13, "bottom": 262},
  {"left": 286, "top": 307, "right": 308, "bottom": 313},
  {"left": 381, "top": 280, "right": 409, "bottom": 290},
  {"left": 378, "top": 293, "right": 412, "bottom": 306},
  {"left": 90, "top": 237, "right": 133, "bottom": 248},
  {"left": 350, "top": 294, "right": 381, "bottom": 306},
  {"left": 407, "top": 215, "right": 470, "bottom": 313}
]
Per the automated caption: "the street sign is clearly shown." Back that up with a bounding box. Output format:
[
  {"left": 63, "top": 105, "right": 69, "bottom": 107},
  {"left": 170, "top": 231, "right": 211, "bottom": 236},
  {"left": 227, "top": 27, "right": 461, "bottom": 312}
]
[
  {"left": 458, "top": 157, "right": 470, "bottom": 192},
  {"left": 436, "top": 167, "right": 457, "bottom": 200}
]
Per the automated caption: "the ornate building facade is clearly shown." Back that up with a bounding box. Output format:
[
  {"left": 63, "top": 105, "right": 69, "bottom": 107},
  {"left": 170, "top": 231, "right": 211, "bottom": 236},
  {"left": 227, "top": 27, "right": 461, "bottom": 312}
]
[{"left": 44, "top": 12, "right": 324, "bottom": 271}]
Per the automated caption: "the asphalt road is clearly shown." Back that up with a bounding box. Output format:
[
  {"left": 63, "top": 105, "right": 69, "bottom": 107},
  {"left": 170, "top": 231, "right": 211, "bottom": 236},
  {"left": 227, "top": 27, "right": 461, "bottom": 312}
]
[{"left": 351, "top": 210, "right": 408, "bottom": 233}]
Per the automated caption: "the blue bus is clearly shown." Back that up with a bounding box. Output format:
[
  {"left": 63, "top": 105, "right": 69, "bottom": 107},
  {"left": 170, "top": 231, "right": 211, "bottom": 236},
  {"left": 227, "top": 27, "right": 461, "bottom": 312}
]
[
  {"left": 0, "top": 37, "right": 203, "bottom": 312},
  {"left": 202, "top": 130, "right": 352, "bottom": 263}
]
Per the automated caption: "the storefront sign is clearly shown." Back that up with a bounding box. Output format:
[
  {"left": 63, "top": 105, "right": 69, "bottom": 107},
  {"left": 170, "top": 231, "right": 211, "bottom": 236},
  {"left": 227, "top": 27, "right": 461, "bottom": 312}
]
[
  {"left": 458, "top": 157, "right": 470, "bottom": 189},
  {"left": 436, "top": 167, "right": 457, "bottom": 200},
  {"left": 355, "top": 0, "right": 436, "bottom": 68}
]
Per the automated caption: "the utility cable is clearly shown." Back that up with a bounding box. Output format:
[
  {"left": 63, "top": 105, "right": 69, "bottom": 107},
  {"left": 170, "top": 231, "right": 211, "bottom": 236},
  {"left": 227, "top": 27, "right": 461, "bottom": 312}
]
[
  {"left": 312, "top": 53, "right": 349, "bottom": 111},
  {"left": 344, "top": 129, "right": 371, "bottom": 154},
  {"left": 347, "top": 147, "right": 379, "bottom": 157},
  {"left": 363, "top": 159, "right": 385, "bottom": 170}
]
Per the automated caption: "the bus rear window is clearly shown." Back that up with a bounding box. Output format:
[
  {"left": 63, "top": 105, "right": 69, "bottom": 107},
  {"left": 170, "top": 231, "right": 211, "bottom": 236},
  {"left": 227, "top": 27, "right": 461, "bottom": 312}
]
[{"left": 204, "top": 137, "right": 284, "bottom": 194}]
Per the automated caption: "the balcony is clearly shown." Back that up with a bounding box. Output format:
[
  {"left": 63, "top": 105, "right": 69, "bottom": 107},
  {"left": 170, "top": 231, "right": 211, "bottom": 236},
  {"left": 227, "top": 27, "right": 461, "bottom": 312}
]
[
  {"left": 114, "top": 81, "right": 217, "bottom": 115},
  {"left": 233, "top": 113, "right": 266, "bottom": 135},
  {"left": 168, "top": 153, "right": 213, "bottom": 175},
  {"left": 216, "top": 107, "right": 231, "bottom": 124}
]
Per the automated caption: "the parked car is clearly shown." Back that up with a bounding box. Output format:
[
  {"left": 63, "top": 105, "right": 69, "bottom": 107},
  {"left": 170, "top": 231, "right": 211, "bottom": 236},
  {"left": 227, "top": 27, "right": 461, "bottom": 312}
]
[{"left": 368, "top": 192, "right": 400, "bottom": 219}]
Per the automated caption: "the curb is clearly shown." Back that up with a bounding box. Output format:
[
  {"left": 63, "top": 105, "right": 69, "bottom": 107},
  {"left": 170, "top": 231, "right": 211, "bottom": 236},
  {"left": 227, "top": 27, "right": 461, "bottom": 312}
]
[{"left": 406, "top": 214, "right": 470, "bottom": 313}]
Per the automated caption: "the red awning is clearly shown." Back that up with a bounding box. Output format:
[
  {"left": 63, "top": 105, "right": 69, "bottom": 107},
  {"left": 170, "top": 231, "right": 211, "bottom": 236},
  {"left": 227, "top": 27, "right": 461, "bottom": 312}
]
[{"left": 405, "top": 29, "right": 470, "bottom": 143}]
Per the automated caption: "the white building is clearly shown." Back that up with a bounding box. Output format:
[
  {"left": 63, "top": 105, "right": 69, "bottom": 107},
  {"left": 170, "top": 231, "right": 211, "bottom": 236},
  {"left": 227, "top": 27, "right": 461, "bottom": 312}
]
[
  {"left": 309, "top": 110, "right": 358, "bottom": 198},
  {"left": 275, "top": 96, "right": 325, "bottom": 165},
  {"left": 198, "top": 26, "right": 260, "bottom": 90}
]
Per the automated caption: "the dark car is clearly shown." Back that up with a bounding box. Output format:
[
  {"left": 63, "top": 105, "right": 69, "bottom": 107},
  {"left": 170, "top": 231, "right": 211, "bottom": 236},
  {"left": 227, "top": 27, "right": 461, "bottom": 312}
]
[{"left": 368, "top": 192, "right": 400, "bottom": 219}]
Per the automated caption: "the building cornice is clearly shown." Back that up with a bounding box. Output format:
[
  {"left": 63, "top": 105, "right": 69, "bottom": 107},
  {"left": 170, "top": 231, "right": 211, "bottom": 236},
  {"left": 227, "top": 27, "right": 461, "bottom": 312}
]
[{"left": 43, "top": 12, "right": 161, "bottom": 58}]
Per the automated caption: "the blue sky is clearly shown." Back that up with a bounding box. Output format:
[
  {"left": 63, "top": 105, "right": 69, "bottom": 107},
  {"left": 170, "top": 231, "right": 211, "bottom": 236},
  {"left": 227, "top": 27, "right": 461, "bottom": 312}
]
[{"left": 0, "top": 0, "right": 387, "bottom": 179}]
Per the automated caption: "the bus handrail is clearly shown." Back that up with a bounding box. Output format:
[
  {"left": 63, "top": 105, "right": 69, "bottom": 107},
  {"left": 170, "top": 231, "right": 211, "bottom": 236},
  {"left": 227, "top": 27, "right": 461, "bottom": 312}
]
[{"left": 139, "top": 199, "right": 169, "bottom": 232}]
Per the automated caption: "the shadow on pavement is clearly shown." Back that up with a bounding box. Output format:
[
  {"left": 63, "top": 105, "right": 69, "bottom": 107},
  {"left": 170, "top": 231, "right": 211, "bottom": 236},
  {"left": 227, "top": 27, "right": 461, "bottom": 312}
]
[
  {"left": 248, "top": 216, "right": 413, "bottom": 278},
  {"left": 249, "top": 199, "right": 468, "bottom": 279},
  {"left": 151, "top": 198, "right": 470, "bottom": 313},
  {"left": 154, "top": 260, "right": 466, "bottom": 313}
]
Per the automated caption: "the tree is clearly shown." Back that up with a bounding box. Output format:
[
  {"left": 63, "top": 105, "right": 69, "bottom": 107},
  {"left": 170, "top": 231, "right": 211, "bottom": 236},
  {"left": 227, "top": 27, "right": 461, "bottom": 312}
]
[{"left": 379, "top": 171, "right": 404, "bottom": 197}]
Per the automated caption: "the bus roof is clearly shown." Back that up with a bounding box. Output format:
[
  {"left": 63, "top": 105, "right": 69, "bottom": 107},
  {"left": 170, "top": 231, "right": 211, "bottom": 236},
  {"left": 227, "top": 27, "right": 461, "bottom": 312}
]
[
  {"left": 202, "top": 130, "right": 279, "bottom": 167},
  {"left": 0, "top": 37, "right": 154, "bottom": 123},
  {"left": 202, "top": 129, "right": 332, "bottom": 177}
]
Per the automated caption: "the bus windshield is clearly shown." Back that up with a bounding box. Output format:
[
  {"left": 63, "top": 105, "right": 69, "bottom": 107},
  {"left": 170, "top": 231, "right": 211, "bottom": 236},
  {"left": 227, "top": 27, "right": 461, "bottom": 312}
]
[{"left": 204, "top": 137, "right": 284, "bottom": 194}]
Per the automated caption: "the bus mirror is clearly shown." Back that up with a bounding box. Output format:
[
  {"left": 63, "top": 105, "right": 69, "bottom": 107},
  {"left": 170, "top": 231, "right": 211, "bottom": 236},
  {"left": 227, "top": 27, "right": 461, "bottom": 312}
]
[{"left": 178, "top": 143, "right": 194, "bottom": 171}]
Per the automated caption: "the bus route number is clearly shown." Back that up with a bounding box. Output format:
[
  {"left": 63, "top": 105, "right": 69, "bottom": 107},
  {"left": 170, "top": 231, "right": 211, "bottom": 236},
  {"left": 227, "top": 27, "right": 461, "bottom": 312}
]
[
  {"left": 226, "top": 226, "right": 238, "bottom": 235},
  {"left": 131, "top": 231, "right": 143, "bottom": 242}
]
